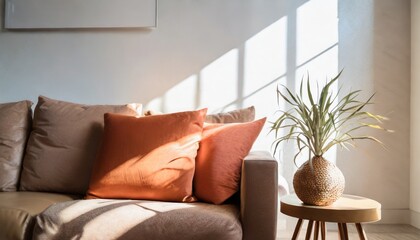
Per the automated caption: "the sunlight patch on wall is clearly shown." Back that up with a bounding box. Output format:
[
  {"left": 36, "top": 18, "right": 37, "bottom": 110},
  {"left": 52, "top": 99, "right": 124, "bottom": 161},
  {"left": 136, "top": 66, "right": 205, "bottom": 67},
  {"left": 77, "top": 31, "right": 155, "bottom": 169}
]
[
  {"left": 240, "top": 16, "right": 287, "bottom": 153},
  {"left": 296, "top": 0, "right": 338, "bottom": 66},
  {"left": 243, "top": 17, "right": 287, "bottom": 96},
  {"left": 144, "top": 96, "right": 163, "bottom": 113},
  {"left": 141, "top": 0, "right": 340, "bottom": 197},
  {"left": 163, "top": 75, "right": 198, "bottom": 113},
  {"left": 244, "top": 77, "right": 287, "bottom": 152},
  {"left": 143, "top": 0, "right": 339, "bottom": 169},
  {"left": 199, "top": 49, "right": 239, "bottom": 112},
  {"left": 144, "top": 75, "right": 197, "bottom": 113},
  {"left": 296, "top": 45, "right": 338, "bottom": 81}
]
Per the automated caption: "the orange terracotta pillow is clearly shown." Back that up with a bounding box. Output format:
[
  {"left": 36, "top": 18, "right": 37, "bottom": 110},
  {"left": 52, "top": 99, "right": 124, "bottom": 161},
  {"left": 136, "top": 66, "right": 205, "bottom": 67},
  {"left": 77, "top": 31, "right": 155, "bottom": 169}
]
[
  {"left": 86, "top": 109, "right": 207, "bottom": 202},
  {"left": 194, "top": 118, "right": 266, "bottom": 204}
]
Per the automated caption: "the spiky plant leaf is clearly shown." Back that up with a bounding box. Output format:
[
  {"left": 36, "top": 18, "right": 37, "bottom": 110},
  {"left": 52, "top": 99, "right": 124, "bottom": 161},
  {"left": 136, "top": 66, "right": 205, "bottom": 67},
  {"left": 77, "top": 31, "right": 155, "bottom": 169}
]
[{"left": 271, "top": 71, "right": 390, "bottom": 166}]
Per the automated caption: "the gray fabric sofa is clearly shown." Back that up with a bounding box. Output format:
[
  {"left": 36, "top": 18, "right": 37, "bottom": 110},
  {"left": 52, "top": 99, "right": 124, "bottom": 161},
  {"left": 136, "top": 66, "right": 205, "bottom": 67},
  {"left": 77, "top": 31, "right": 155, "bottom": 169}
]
[
  {"left": 0, "top": 151, "right": 278, "bottom": 240},
  {"left": 0, "top": 98, "right": 279, "bottom": 240}
]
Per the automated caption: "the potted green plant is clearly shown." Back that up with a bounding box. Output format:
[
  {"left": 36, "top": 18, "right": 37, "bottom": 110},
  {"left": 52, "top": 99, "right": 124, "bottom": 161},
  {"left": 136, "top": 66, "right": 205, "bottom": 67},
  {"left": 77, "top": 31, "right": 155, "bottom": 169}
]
[{"left": 271, "top": 71, "right": 390, "bottom": 206}]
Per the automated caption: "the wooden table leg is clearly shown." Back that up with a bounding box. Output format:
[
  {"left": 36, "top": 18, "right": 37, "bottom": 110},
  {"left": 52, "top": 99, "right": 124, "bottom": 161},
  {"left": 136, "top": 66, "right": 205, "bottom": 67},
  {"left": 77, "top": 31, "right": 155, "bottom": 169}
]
[
  {"left": 305, "top": 220, "right": 314, "bottom": 240},
  {"left": 355, "top": 223, "right": 367, "bottom": 240},
  {"left": 314, "top": 221, "right": 320, "bottom": 240},
  {"left": 342, "top": 223, "right": 349, "bottom": 240},
  {"left": 338, "top": 223, "right": 345, "bottom": 240},
  {"left": 292, "top": 219, "right": 303, "bottom": 240},
  {"left": 320, "top": 221, "right": 326, "bottom": 240}
]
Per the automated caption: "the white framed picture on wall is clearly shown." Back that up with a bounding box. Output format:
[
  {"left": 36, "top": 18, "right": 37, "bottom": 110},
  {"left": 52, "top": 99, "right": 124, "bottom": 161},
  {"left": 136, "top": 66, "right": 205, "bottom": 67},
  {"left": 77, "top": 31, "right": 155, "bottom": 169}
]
[{"left": 4, "top": 0, "right": 158, "bottom": 29}]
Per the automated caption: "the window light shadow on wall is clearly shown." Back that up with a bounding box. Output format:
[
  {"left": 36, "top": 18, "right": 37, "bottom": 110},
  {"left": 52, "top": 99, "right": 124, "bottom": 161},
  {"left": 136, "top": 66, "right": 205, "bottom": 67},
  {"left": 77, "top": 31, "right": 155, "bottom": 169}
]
[{"left": 145, "top": 0, "right": 339, "bottom": 190}]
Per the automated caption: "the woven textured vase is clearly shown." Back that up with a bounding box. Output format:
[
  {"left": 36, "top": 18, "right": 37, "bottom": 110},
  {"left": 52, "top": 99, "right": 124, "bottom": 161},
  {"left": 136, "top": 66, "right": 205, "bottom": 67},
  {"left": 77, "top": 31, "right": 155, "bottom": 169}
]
[{"left": 293, "top": 156, "right": 345, "bottom": 206}]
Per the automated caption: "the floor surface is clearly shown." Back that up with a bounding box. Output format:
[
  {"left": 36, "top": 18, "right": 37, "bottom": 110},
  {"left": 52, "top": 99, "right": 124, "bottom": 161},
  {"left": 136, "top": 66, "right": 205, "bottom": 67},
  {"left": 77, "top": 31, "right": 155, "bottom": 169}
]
[{"left": 277, "top": 222, "right": 420, "bottom": 240}]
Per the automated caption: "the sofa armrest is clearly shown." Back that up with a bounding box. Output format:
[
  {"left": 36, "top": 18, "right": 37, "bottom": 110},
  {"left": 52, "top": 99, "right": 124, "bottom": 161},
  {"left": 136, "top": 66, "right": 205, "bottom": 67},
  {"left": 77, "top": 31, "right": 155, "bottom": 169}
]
[{"left": 240, "top": 151, "right": 278, "bottom": 240}]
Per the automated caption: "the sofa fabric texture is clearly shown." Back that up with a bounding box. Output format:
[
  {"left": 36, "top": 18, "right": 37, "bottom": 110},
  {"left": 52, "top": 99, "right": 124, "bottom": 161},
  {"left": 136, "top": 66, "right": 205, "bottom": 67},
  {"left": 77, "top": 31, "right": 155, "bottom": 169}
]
[
  {"left": 194, "top": 118, "right": 266, "bottom": 204},
  {"left": 86, "top": 109, "right": 207, "bottom": 202},
  {"left": 241, "top": 151, "right": 278, "bottom": 240},
  {"left": 20, "top": 96, "right": 140, "bottom": 195},
  {"left": 0, "top": 192, "right": 80, "bottom": 240},
  {"left": 205, "top": 106, "right": 255, "bottom": 123},
  {"left": 0, "top": 100, "right": 32, "bottom": 191},
  {"left": 34, "top": 199, "right": 242, "bottom": 240}
]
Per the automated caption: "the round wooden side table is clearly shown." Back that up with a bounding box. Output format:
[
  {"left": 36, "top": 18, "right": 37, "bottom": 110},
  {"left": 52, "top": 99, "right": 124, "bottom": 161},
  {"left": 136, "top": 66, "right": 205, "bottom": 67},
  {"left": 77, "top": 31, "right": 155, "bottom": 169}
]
[{"left": 280, "top": 194, "right": 381, "bottom": 240}]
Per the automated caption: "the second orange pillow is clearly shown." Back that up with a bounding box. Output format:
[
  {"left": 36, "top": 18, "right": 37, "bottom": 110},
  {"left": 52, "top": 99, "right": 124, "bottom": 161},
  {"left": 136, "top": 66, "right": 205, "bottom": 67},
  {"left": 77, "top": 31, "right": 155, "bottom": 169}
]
[{"left": 194, "top": 118, "right": 266, "bottom": 204}]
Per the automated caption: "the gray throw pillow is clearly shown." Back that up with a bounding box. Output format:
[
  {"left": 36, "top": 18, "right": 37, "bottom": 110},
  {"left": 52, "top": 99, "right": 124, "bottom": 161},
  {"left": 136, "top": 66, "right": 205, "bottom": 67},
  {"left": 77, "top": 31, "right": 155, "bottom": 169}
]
[
  {"left": 20, "top": 96, "right": 141, "bottom": 195},
  {"left": 0, "top": 100, "right": 33, "bottom": 191},
  {"left": 144, "top": 106, "right": 255, "bottom": 124},
  {"left": 205, "top": 106, "right": 255, "bottom": 123}
]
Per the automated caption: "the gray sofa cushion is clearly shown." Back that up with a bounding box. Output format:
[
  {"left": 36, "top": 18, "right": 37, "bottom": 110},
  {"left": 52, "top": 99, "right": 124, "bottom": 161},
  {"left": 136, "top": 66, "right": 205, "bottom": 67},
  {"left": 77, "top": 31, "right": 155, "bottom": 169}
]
[
  {"left": 0, "top": 100, "right": 32, "bottom": 191},
  {"left": 20, "top": 96, "right": 140, "bottom": 195},
  {"left": 0, "top": 192, "right": 80, "bottom": 240},
  {"left": 205, "top": 106, "right": 255, "bottom": 123},
  {"left": 34, "top": 199, "right": 242, "bottom": 240}
]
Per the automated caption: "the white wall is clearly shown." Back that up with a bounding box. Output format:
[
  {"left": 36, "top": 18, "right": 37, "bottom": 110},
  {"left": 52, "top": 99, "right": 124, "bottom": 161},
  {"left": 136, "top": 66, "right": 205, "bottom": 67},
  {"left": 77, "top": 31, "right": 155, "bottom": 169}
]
[
  {"left": 411, "top": 0, "right": 420, "bottom": 229},
  {"left": 338, "top": 0, "right": 411, "bottom": 224},
  {"left": 0, "top": 0, "right": 412, "bottom": 225},
  {"left": 0, "top": 0, "right": 286, "bottom": 105}
]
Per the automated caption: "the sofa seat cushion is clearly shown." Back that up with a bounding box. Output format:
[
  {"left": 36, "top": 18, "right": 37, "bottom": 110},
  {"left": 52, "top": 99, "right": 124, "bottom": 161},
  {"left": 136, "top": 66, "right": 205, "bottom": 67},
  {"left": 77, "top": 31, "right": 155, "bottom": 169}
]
[
  {"left": 34, "top": 199, "right": 242, "bottom": 240},
  {"left": 0, "top": 192, "right": 80, "bottom": 240}
]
